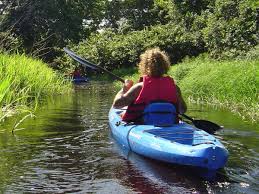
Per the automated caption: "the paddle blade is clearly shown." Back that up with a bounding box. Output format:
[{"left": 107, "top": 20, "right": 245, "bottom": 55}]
[
  {"left": 64, "top": 48, "right": 99, "bottom": 71},
  {"left": 192, "top": 120, "right": 222, "bottom": 134}
]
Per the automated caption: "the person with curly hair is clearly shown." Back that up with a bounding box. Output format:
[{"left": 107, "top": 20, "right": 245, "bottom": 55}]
[{"left": 113, "top": 48, "right": 187, "bottom": 123}]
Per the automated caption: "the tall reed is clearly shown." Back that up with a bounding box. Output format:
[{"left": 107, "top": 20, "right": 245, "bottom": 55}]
[{"left": 0, "top": 54, "right": 71, "bottom": 120}]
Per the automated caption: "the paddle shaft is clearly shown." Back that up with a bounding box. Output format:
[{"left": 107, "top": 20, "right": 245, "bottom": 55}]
[
  {"left": 181, "top": 113, "right": 194, "bottom": 122},
  {"left": 64, "top": 48, "right": 124, "bottom": 83}
]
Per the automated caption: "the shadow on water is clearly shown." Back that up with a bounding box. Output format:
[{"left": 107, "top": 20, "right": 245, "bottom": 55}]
[
  {"left": 0, "top": 82, "right": 258, "bottom": 193},
  {"left": 111, "top": 136, "right": 209, "bottom": 193}
]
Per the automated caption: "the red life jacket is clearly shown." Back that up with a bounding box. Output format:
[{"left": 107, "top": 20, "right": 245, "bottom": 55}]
[
  {"left": 122, "top": 75, "right": 178, "bottom": 122},
  {"left": 72, "top": 70, "right": 81, "bottom": 78}
]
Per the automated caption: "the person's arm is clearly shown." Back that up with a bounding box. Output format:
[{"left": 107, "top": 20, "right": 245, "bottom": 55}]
[
  {"left": 176, "top": 85, "right": 187, "bottom": 114},
  {"left": 113, "top": 80, "right": 142, "bottom": 108}
]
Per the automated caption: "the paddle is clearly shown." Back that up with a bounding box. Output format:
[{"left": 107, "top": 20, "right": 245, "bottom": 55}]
[
  {"left": 64, "top": 48, "right": 124, "bottom": 82},
  {"left": 180, "top": 114, "right": 222, "bottom": 134},
  {"left": 64, "top": 48, "right": 222, "bottom": 134}
]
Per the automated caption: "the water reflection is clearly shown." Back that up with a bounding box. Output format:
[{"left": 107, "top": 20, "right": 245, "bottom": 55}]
[
  {"left": 111, "top": 138, "right": 211, "bottom": 193},
  {"left": 0, "top": 82, "right": 258, "bottom": 193}
]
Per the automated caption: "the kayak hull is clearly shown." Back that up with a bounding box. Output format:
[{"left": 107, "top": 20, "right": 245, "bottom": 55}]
[{"left": 109, "top": 107, "right": 228, "bottom": 171}]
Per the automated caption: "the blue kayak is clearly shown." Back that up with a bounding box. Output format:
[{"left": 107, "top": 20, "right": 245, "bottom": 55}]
[
  {"left": 109, "top": 107, "right": 228, "bottom": 171},
  {"left": 72, "top": 77, "right": 89, "bottom": 83}
]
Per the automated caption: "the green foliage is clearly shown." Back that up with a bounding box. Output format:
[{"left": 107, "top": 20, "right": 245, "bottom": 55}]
[
  {"left": 59, "top": 0, "right": 257, "bottom": 72},
  {"left": 0, "top": 0, "right": 105, "bottom": 62},
  {"left": 173, "top": 0, "right": 215, "bottom": 15},
  {"left": 0, "top": 31, "right": 23, "bottom": 54},
  {"left": 202, "top": 0, "right": 258, "bottom": 58},
  {"left": 1, "top": 0, "right": 258, "bottom": 69},
  {"left": 242, "top": 45, "right": 259, "bottom": 60},
  {"left": 61, "top": 22, "right": 205, "bottom": 71},
  {"left": 247, "top": 0, "right": 259, "bottom": 8},
  {"left": 103, "top": 0, "right": 162, "bottom": 32},
  {"left": 0, "top": 54, "right": 71, "bottom": 120},
  {"left": 169, "top": 56, "right": 259, "bottom": 121}
]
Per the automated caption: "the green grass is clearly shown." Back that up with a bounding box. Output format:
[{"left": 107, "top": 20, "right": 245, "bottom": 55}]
[
  {"left": 169, "top": 56, "right": 259, "bottom": 122},
  {"left": 0, "top": 54, "right": 71, "bottom": 121}
]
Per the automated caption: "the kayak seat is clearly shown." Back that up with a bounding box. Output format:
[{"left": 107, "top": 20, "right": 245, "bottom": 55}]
[{"left": 143, "top": 102, "right": 177, "bottom": 127}]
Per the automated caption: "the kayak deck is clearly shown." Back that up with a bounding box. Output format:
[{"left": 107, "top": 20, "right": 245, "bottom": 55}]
[
  {"left": 109, "top": 108, "right": 228, "bottom": 171},
  {"left": 144, "top": 127, "right": 216, "bottom": 146},
  {"left": 73, "top": 77, "right": 89, "bottom": 82}
]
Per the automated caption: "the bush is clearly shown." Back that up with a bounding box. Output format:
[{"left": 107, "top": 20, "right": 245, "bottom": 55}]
[
  {"left": 0, "top": 31, "right": 23, "bottom": 54},
  {"left": 202, "top": 0, "right": 258, "bottom": 58},
  {"left": 61, "top": 23, "right": 205, "bottom": 71},
  {"left": 58, "top": 0, "right": 257, "bottom": 72}
]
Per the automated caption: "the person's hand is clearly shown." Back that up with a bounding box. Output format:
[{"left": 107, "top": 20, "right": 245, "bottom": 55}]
[{"left": 123, "top": 79, "right": 134, "bottom": 93}]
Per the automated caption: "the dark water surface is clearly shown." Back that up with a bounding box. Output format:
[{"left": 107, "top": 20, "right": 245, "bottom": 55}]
[{"left": 0, "top": 82, "right": 258, "bottom": 193}]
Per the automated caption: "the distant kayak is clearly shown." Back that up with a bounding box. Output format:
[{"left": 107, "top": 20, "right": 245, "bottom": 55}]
[
  {"left": 72, "top": 77, "right": 89, "bottom": 83},
  {"left": 109, "top": 107, "right": 229, "bottom": 171}
]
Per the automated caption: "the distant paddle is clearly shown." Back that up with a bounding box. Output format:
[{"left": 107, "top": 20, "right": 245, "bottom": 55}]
[
  {"left": 64, "top": 48, "right": 124, "bottom": 82},
  {"left": 64, "top": 48, "right": 222, "bottom": 134}
]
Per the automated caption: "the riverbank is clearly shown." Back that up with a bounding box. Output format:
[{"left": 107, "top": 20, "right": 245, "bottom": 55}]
[
  {"left": 0, "top": 54, "right": 71, "bottom": 122},
  {"left": 112, "top": 56, "right": 258, "bottom": 122},
  {"left": 170, "top": 56, "right": 258, "bottom": 122}
]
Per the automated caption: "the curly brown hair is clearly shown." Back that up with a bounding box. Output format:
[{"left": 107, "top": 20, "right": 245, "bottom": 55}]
[{"left": 138, "top": 48, "right": 171, "bottom": 77}]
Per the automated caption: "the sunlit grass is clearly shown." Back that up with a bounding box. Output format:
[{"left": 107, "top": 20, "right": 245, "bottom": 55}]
[
  {"left": 169, "top": 56, "right": 259, "bottom": 122},
  {"left": 0, "top": 54, "right": 71, "bottom": 121}
]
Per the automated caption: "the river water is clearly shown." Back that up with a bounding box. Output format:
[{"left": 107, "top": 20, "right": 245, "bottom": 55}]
[{"left": 0, "top": 82, "right": 258, "bottom": 194}]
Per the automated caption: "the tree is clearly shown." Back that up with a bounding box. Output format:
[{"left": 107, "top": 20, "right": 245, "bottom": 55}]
[
  {"left": 101, "top": 0, "right": 161, "bottom": 32},
  {"left": 0, "top": 0, "right": 105, "bottom": 62}
]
